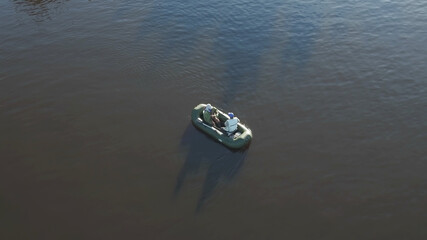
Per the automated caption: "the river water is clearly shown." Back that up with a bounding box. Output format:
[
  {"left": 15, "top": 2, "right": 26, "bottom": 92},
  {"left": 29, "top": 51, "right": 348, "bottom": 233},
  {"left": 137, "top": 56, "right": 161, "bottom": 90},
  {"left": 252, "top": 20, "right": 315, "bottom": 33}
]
[{"left": 1, "top": 0, "right": 426, "bottom": 239}]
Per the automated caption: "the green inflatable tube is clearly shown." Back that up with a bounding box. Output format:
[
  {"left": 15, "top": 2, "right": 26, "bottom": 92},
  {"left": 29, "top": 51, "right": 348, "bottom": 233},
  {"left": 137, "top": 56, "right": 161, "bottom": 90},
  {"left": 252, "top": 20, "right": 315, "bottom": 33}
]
[{"left": 191, "top": 103, "right": 253, "bottom": 149}]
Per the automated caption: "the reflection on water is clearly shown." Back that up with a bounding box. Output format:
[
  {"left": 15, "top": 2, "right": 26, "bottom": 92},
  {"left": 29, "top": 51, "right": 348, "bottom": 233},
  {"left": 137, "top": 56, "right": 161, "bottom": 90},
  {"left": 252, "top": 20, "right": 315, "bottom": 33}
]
[
  {"left": 12, "top": 0, "right": 68, "bottom": 22},
  {"left": 278, "top": 3, "right": 318, "bottom": 70},
  {"left": 214, "top": 2, "right": 319, "bottom": 104},
  {"left": 175, "top": 125, "right": 247, "bottom": 212},
  {"left": 133, "top": 1, "right": 318, "bottom": 104}
]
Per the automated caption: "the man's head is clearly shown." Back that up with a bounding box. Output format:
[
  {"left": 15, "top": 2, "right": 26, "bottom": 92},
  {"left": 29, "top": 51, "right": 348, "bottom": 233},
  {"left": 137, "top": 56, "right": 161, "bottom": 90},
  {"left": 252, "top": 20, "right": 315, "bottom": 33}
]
[
  {"left": 205, "top": 104, "right": 212, "bottom": 112},
  {"left": 228, "top": 112, "right": 234, "bottom": 119}
]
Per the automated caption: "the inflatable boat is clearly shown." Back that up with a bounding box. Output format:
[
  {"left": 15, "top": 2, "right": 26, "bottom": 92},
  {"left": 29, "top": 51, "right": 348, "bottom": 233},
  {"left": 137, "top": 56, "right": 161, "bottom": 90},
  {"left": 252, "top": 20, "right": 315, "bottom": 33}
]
[{"left": 191, "top": 103, "right": 252, "bottom": 149}]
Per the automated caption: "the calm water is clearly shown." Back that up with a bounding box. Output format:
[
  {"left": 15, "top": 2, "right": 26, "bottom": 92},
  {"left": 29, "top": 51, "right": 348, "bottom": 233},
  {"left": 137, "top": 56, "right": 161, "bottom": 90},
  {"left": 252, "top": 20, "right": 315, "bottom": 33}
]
[{"left": 1, "top": 0, "right": 427, "bottom": 239}]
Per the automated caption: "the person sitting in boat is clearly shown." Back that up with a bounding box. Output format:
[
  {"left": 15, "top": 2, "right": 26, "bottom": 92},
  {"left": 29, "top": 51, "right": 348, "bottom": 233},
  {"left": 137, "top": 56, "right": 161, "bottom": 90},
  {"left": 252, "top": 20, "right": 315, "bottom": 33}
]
[
  {"left": 222, "top": 112, "right": 240, "bottom": 134},
  {"left": 203, "top": 104, "right": 221, "bottom": 127}
]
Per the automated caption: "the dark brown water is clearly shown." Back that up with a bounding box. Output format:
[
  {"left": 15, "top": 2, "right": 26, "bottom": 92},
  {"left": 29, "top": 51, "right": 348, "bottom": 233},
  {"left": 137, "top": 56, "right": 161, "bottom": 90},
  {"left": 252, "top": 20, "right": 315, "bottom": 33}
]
[{"left": 1, "top": 0, "right": 427, "bottom": 239}]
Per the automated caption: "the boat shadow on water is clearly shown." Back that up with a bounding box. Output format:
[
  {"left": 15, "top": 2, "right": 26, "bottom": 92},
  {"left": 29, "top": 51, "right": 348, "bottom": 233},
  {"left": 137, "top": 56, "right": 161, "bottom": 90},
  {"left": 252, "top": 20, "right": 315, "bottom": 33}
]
[{"left": 174, "top": 124, "right": 248, "bottom": 213}]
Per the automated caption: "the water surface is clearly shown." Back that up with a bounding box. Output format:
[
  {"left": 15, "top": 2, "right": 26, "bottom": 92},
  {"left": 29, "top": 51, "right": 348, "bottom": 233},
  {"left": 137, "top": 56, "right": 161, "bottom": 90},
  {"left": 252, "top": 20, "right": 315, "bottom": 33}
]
[{"left": 1, "top": 0, "right": 426, "bottom": 239}]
